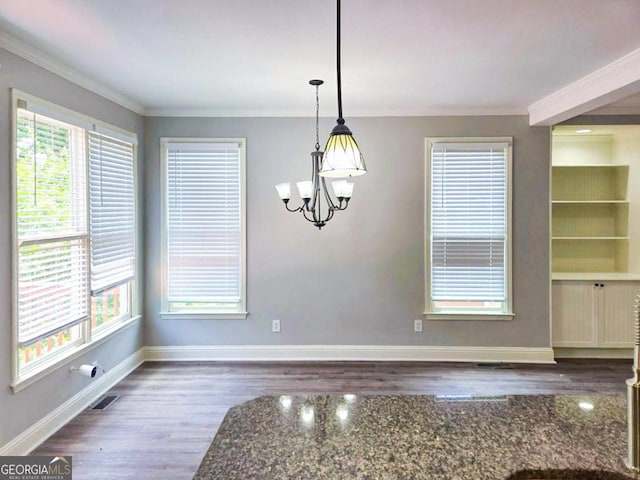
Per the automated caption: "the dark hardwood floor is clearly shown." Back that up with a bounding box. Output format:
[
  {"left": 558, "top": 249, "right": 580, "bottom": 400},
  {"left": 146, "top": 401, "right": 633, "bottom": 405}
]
[{"left": 33, "top": 360, "right": 632, "bottom": 479}]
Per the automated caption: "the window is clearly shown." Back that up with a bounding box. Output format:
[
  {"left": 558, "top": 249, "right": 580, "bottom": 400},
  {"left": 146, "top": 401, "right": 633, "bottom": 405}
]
[
  {"left": 425, "top": 138, "right": 512, "bottom": 319},
  {"left": 161, "top": 138, "right": 247, "bottom": 318},
  {"left": 13, "top": 91, "right": 137, "bottom": 383}
]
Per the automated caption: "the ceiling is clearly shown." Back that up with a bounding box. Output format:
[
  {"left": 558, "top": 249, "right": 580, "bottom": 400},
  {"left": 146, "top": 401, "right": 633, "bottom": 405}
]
[{"left": 0, "top": 0, "right": 639, "bottom": 117}]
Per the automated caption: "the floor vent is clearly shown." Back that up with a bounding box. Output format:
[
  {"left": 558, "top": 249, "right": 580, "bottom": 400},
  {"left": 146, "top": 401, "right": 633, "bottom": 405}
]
[
  {"left": 475, "top": 362, "right": 514, "bottom": 369},
  {"left": 91, "top": 395, "right": 120, "bottom": 410}
]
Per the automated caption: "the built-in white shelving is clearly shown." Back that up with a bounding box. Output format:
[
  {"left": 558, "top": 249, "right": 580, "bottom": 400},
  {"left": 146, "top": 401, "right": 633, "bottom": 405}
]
[
  {"left": 552, "top": 144, "right": 630, "bottom": 274},
  {"left": 551, "top": 127, "right": 640, "bottom": 353}
]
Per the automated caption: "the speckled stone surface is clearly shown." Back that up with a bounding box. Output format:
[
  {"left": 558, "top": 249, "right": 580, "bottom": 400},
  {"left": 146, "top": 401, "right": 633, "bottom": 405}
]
[{"left": 194, "top": 394, "right": 640, "bottom": 480}]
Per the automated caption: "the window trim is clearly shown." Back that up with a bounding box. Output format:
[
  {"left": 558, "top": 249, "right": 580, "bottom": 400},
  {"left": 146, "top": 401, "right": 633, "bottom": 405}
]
[
  {"left": 424, "top": 137, "right": 513, "bottom": 320},
  {"left": 159, "top": 137, "right": 248, "bottom": 319},
  {"left": 10, "top": 89, "right": 139, "bottom": 389}
]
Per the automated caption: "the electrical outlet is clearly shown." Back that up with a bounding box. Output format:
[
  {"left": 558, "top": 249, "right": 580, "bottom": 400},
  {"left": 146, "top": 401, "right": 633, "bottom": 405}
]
[
  {"left": 272, "top": 319, "right": 281, "bottom": 333},
  {"left": 414, "top": 319, "right": 423, "bottom": 333}
]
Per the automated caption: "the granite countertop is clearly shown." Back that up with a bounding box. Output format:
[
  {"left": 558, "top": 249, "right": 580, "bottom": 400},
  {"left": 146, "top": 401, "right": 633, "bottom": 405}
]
[{"left": 194, "top": 394, "right": 640, "bottom": 480}]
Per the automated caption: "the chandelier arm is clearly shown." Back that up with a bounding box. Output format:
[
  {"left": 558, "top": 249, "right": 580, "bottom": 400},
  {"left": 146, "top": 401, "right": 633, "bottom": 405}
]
[
  {"left": 316, "top": 185, "right": 322, "bottom": 223},
  {"left": 325, "top": 207, "right": 336, "bottom": 224},
  {"left": 300, "top": 207, "right": 315, "bottom": 223},
  {"left": 334, "top": 201, "right": 345, "bottom": 211},
  {"left": 321, "top": 177, "right": 337, "bottom": 210},
  {"left": 309, "top": 177, "right": 320, "bottom": 215},
  {"left": 308, "top": 151, "right": 322, "bottom": 212},
  {"left": 284, "top": 202, "right": 303, "bottom": 213}
]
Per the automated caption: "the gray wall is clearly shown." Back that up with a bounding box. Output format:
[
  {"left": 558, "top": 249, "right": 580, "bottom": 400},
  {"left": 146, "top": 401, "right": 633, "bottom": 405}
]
[
  {"left": 0, "top": 48, "right": 144, "bottom": 447},
  {"left": 144, "top": 115, "right": 551, "bottom": 348}
]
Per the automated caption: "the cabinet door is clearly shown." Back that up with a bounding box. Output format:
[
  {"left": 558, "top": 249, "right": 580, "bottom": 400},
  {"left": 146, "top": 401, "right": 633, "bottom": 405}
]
[
  {"left": 597, "top": 282, "right": 639, "bottom": 348},
  {"left": 552, "top": 281, "right": 597, "bottom": 347}
]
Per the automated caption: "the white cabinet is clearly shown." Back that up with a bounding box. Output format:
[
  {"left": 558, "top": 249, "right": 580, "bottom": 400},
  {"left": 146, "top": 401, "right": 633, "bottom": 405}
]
[
  {"left": 552, "top": 281, "right": 596, "bottom": 347},
  {"left": 552, "top": 280, "right": 638, "bottom": 348},
  {"left": 597, "top": 282, "right": 639, "bottom": 347}
]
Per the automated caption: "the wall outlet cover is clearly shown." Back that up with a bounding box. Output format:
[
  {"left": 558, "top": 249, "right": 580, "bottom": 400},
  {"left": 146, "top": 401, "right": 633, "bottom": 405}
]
[
  {"left": 272, "top": 319, "right": 281, "bottom": 333},
  {"left": 414, "top": 319, "right": 423, "bottom": 333}
]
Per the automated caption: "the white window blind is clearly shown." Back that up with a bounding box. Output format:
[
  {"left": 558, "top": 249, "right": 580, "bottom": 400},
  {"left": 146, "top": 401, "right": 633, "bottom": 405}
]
[
  {"left": 430, "top": 142, "right": 507, "bottom": 303},
  {"left": 16, "top": 110, "right": 89, "bottom": 346},
  {"left": 166, "top": 142, "right": 243, "bottom": 308},
  {"left": 89, "top": 132, "right": 136, "bottom": 295}
]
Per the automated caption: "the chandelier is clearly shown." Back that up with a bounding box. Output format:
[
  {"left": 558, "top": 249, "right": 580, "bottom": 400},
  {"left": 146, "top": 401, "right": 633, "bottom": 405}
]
[{"left": 275, "top": 0, "right": 366, "bottom": 230}]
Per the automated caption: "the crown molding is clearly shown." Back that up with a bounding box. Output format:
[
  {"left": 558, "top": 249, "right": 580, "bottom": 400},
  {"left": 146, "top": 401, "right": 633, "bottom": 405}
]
[
  {"left": 0, "top": 30, "right": 145, "bottom": 115},
  {"left": 528, "top": 47, "right": 640, "bottom": 126},
  {"left": 145, "top": 106, "right": 528, "bottom": 118}
]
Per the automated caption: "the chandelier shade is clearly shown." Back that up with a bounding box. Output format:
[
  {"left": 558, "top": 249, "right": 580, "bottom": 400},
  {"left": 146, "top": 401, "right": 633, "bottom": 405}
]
[
  {"left": 319, "top": 124, "right": 366, "bottom": 178},
  {"left": 275, "top": 182, "right": 291, "bottom": 200},
  {"left": 331, "top": 180, "right": 354, "bottom": 199},
  {"left": 296, "top": 181, "right": 314, "bottom": 200}
]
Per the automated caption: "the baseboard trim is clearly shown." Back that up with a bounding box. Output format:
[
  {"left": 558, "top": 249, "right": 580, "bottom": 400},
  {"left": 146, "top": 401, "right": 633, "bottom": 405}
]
[
  {"left": 0, "top": 348, "right": 144, "bottom": 456},
  {"left": 144, "top": 345, "right": 556, "bottom": 364},
  {"left": 554, "top": 348, "right": 633, "bottom": 359}
]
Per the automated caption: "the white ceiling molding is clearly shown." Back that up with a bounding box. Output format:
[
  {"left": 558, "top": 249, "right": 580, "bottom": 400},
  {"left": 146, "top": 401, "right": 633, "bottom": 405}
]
[
  {"left": 528, "top": 48, "right": 640, "bottom": 126},
  {"left": 145, "top": 106, "right": 528, "bottom": 118},
  {"left": 0, "top": 30, "right": 145, "bottom": 115}
]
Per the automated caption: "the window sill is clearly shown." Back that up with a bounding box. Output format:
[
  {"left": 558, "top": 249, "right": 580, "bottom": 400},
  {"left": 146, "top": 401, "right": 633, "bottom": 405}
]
[
  {"left": 424, "top": 312, "right": 515, "bottom": 321},
  {"left": 160, "top": 311, "right": 248, "bottom": 320},
  {"left": 11, "top": 315, "right": 141, "bottom": 394}
]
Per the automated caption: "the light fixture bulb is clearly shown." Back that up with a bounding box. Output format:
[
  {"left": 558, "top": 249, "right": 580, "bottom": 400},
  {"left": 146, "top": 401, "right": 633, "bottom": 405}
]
[{"left": 576, "top": 129, "right": 592, "bottom": 134}]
